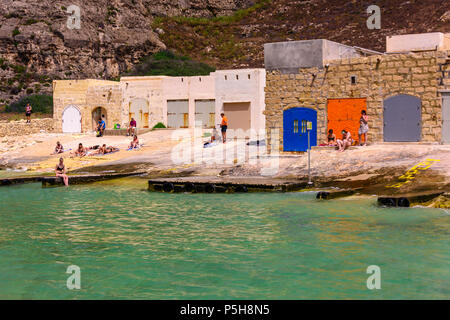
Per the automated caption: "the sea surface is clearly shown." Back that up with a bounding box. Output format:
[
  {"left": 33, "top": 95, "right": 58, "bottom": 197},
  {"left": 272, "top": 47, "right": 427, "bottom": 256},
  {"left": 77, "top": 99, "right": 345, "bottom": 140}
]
[{"left": 0, "top": 179, "right": 448, "bottom": 299}]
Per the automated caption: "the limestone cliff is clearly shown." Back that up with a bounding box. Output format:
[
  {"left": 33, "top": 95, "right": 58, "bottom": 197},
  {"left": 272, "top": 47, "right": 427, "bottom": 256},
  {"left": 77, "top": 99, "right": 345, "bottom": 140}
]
[{"left": 0, "top": 0, "right": 254, "bottom": 104}]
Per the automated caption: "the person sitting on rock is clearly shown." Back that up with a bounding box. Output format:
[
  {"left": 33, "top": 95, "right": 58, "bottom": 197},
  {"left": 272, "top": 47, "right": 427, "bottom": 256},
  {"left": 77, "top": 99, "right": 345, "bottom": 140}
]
[
  {"left": 129, "top": 135, "right": 139, "bottom": 149},
  {"left": 54, "top": 141, "right": 64, "bottom": 154},
  {"left": 325, "top": 129, "right": 336, "bottom": 146},
  {"left": 72, "top": 143, "right": 87, "bottom": 157},
  {"left": 127, "top": 118, "right": 137, "bottom": 136},
  {"left": 337, "top": 130, "right": 352, "bottom": 152},
  {"left": 97, "top": 117, "right": 106, "bottom": 137},
  {"left": 55, "top": 157, "right": 69, "bottom": 186}
]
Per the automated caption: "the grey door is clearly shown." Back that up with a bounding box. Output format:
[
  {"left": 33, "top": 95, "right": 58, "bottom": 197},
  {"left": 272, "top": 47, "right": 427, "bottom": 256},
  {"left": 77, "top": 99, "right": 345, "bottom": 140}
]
[
  {"left": 167, "top": 100, "right": 189, "bottom": 128},
  {"left": 195, "top": 99, "right": 215, "bottom": 128},
  {"left": 443, "top": 94, "right": 450, "bottom": 144},
  {"left": 383, "top": 94, "right": 421, "bottom": 142}
]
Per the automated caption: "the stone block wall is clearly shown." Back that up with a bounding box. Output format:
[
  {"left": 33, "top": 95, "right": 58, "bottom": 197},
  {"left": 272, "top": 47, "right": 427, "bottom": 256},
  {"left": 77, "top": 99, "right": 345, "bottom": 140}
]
[
  {"left": 85, "top": 84, "right": 122, "bottom": 131},
  {"left": 0, "top": 118, "right": 54, "bottom": 137},
  {"left": 265, "top": 50, "right": 450, "bottom": 151},
  {"left": 53, "top": 79, "right": 122, "bottom": 133}
]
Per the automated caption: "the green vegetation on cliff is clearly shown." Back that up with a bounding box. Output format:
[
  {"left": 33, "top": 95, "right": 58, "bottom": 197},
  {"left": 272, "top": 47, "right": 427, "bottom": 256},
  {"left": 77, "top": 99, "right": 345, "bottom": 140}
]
[
  {"left": 5, "top": 94, "right": 53, "bottom": 114},
  {"left": 123, "top": 50, "right": 216, "bottom": 77}
]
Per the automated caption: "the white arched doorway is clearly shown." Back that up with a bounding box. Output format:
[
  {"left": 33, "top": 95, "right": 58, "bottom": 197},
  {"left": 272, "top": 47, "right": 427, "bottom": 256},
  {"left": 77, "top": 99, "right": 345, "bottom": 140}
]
[
  {"left": 129, "top": 98, "right": 149, "bottom": 128},
  {"left": 62, "top": 105, "right": 82, "bottom": 133}
]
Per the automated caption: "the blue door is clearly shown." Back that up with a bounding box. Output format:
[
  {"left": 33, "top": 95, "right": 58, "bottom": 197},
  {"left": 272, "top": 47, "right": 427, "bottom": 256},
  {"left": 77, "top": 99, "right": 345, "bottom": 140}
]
[{"left": 283, "top": 108, "right": 317, "bottom": 151}]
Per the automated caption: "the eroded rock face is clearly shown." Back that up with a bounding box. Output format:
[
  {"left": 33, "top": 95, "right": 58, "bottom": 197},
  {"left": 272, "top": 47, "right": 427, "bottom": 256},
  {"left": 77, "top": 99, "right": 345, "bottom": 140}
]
[{"left": 0, "top": 0, "right": 254, "bottom": 104}]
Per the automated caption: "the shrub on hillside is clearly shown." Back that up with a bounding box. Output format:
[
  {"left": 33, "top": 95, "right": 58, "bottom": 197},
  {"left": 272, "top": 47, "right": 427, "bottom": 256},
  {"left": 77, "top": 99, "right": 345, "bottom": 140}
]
[
  {"left": 124, "top": 50, "right": 215, "bottom": 77},
  {"left": 5, "top": 94, "right": 53, "bottom": 114},
  {"left": 152, "top": 122, "right": 166, "bottom": 129}
]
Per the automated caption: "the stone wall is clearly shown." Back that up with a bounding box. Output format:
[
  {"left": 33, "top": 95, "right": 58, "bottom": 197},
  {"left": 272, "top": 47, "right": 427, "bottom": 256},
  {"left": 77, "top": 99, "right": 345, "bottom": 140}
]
[
  {"left": 0, "top": 118, "right": 54, "bottom": 137},
  {"left": 53, "top": 79, "right": 122, "bottom": 133},
  {"left": 265, "top": 50, "right": 450, "bottom": 151},
  {"left": 85, "top": 84, "right": 122, "bottom": 131}
]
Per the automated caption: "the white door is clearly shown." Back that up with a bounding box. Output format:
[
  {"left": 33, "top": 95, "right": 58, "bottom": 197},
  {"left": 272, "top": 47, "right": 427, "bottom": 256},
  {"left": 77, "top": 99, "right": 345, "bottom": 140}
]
[{"left": 62, "top": 106, "right": 81, "bottom": 133}]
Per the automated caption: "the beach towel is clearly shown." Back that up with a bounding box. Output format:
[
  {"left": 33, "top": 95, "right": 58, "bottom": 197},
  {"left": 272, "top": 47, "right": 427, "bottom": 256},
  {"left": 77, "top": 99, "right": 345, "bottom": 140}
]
[{"left": 127, "top": 144, "right": 144, "bottom": 151}]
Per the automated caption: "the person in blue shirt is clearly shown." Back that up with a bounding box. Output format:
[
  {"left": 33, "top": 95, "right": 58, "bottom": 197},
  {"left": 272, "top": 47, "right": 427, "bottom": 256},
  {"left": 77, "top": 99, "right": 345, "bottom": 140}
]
[{"left": 97, "top": 117, "right": 106, "bottom": 137}]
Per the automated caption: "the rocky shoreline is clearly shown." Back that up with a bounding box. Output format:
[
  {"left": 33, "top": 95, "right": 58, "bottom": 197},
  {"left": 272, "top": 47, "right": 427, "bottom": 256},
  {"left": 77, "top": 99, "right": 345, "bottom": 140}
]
[{"left": 0, "top": 130, "right": 448, "bottom": 208}]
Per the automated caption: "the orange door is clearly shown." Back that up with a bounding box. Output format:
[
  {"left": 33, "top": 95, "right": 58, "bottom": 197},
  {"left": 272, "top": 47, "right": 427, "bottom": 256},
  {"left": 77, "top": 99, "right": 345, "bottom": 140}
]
[
  {"left": 327, "top": 98, "right": 367, "bottom": 140},
  {"left": 143, "top": 113, "right": 149, "bottom": 128},
  {"left": 182, "top": 113, "right": 189, "bottom": 128}
]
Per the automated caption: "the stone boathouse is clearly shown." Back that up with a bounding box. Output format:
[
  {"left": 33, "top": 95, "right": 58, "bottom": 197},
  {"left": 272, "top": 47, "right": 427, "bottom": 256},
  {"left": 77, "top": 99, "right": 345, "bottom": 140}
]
[
  {"left": 52, "top": 69, "right": 266, "bottom": 134},
  {"left": 264, "top": 32, "right": 450, "bottom": 152}
]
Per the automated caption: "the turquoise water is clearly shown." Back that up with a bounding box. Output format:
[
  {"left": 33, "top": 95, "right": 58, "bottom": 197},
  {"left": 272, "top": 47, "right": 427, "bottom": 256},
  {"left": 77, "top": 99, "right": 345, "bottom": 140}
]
[{"left": 0, "top": 181, "right": 448, "bottom": 299}]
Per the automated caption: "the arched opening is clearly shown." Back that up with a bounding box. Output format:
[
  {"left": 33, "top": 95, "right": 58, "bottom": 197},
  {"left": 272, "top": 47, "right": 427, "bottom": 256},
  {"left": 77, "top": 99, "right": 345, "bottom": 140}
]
[
  {"left": 129, "top": 98, "right": 149, "bottom": 128},
  {"left": 92, "top": 107, "right": 107, "bottom": 131}
]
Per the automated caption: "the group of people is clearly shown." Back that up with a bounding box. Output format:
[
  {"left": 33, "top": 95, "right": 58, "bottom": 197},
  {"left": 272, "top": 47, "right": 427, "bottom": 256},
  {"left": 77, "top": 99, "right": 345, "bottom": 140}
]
[
  {"left": 325, "top": 110, "right": 369, "bottom": 152},
  {"left": 203, "top": 113, "right": 228, "bottom": 147},
  {"left": 70, "top": 143, "right": 120, "bottom": 157},
  {"left": 50, "top": 115, "right": 144, "bottom": 187}
]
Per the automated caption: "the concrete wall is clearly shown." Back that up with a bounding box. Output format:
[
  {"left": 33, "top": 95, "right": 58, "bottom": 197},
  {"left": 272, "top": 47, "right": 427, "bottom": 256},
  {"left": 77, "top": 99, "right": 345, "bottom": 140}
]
[
  {"left": 387, "top": 33, "right": 450, "bottom": 53},
  {"left": 54, "top": 70, "right": 264, "bottom": 133},
  {"left": 264, "top": 40, "right": 362, "bottom": 73},
  {"left": 265, "top": 50, "right": 450, "bottom": 150},
  {"left": 120, "top": 77, "right": 165, "bottom": 130},
  {"left": 162, "top": 75, "right": 215, "bottom": 128},
  {"left": 214, "top": 69, "right": 266, "bottom": 133}
]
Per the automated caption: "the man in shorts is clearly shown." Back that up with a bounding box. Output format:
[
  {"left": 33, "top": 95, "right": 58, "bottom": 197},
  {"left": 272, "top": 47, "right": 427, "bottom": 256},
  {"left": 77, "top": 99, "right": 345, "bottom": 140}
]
[{"left": 220, "top": 113, "right": 228, "bottom": 143}]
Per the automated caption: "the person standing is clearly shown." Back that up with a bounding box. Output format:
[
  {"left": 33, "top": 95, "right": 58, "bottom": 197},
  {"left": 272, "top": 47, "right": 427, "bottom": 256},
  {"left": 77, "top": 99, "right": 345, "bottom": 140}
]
[
  {"left": 220, "top": 113, "right": 228, "bottom": 143},
  {"left": 25, "top": 103, "right": 32, "bottom": 123},
  {"left": 358, "top": 110, "right": 369, "bottom": 146}
]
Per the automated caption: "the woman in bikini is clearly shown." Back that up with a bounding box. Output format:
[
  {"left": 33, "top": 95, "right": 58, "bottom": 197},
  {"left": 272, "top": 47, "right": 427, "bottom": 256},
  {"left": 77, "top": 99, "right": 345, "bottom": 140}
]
[
  {"left": 326, "top": 129, "right": 337, "bottom": 146},
  {"left": 337, "top": 130, "right": 352, "bottom": 152},
  {"left": 358, "top": 110, "right": 369, "bottom": 146},
  {"left": 55, "top": 158, "right": 69, "bottom": 186}
]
